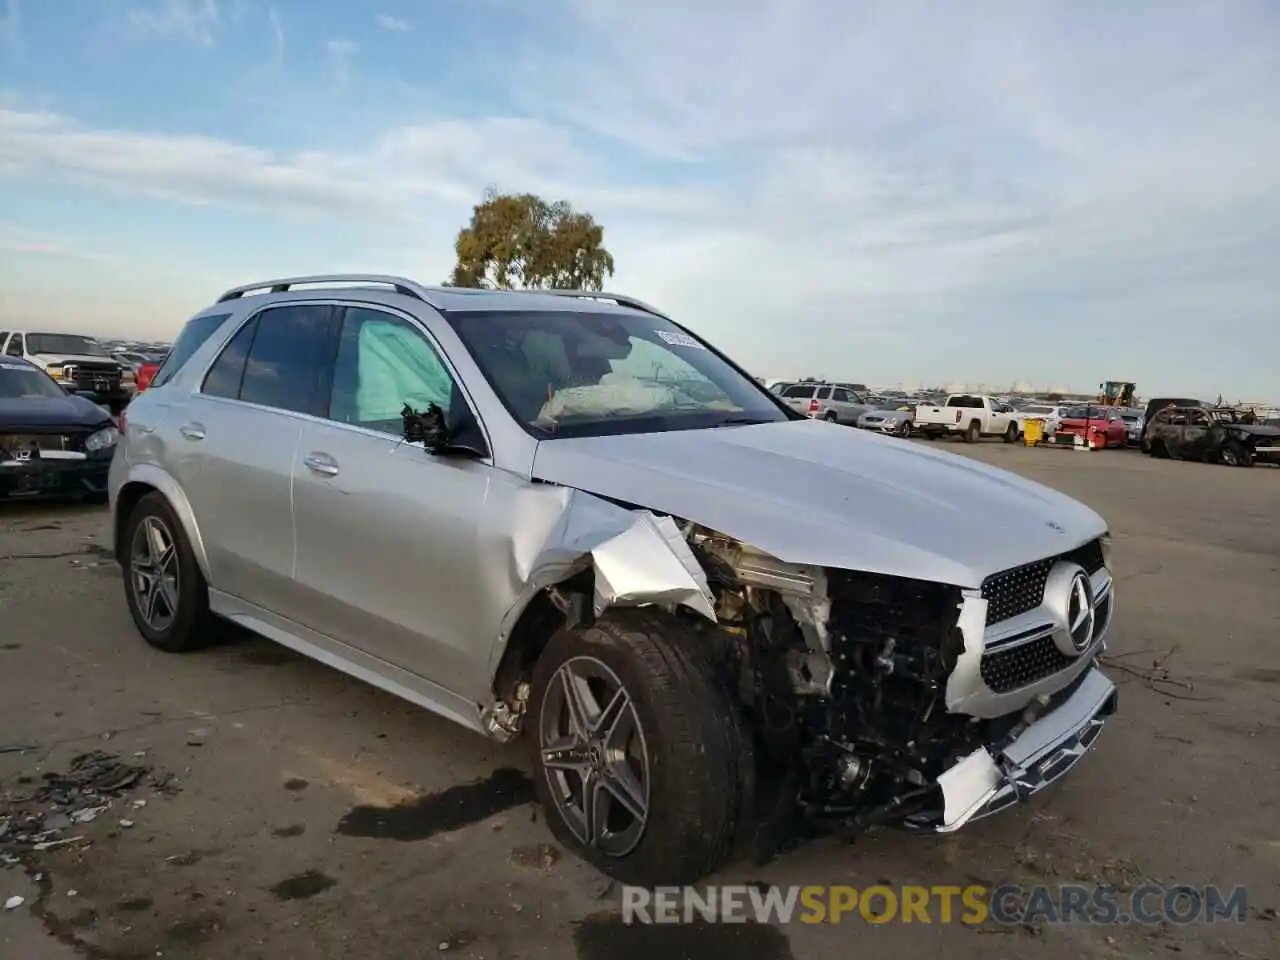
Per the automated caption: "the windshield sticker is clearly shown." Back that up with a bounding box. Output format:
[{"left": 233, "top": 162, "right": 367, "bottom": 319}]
[{"left": 656, "top": 330, "right": 706, "bottom": 350}]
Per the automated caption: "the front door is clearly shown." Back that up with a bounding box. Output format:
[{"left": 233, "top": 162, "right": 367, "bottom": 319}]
[{"left": 291, "top": 305, "right": 511, "bottom": 701}]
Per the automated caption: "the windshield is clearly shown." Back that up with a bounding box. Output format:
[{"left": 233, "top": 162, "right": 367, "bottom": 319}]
[
  {"left": 0, "top": 361, "right": 67, "bottom": 399},
  {"left": 444, "top": 309, "right": 789, "bottom": 438},
  {"left": 26, "top": 333, "right": 109, "bottom": 357}
]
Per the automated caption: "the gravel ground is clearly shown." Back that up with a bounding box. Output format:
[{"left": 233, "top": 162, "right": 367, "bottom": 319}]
[{"left": 1, "top": 442, "right": 1277, "bottom": 960}]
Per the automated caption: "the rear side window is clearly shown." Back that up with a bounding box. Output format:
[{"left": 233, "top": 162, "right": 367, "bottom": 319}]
[
  {"left": 832, "top": 388, "right": 849, "bottom": 402},
  {"left": 202, "top": 316, "right": 259, "bottom": 399},
  {"left": 815, "top": 386, "right": 831, "bottom": 399},
  {"left": 5, "top": 335, "right": 23, "bottom": 357},
  {"left": 783, "top": 385, "right": 815, "bottom": 399},
  {"left": 236, "top": 305, "right": 334, "bottom": 414},
  {"left": 152, "top": 313, "right": 231, "bottom": 388}
]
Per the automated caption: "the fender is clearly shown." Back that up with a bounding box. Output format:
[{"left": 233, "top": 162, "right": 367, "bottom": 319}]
[
  {"left": 114, "top": 462, "right": 213, "bottom": 581},
  {"left": 485, "top": 488, "right": 717, "bottom": 688}
]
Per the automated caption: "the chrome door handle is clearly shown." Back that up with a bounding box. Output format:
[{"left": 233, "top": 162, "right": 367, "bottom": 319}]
[
  {"left": 303, "top": 452, "right": 340, "bottom": 477},
  {"left": 179, "top": 422, "right": 206, "bottom": 440}
]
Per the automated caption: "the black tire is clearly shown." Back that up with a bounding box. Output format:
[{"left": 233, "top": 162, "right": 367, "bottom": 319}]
[
  {"left": 1003, "top": 423, "right": 1019, "bottom": 444},
  {"left": 965, "top": 421, "right": 981, "bottom": 443},
  {"left": 897, "top": 420, "right": 912, "bottom": 438},
  {"left": 1150, "top": 439, "right": 1171, "bottom": 459},
  {"left": 529, "top": 609, "right": 752, "bottom": 886},
  {"left": 121, "top": 491, "right": 214, "bottom": 653},
  {"left": 1221, "top": 441, "right": 1254, "bottom": 468},
  {"left": 824, "top": 410, "right": 838, "bottom": 423}
]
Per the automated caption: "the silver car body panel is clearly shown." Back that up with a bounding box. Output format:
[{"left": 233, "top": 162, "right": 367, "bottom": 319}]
[{"left": 529, "top": 419, "right": 1106, "bottom": 589}]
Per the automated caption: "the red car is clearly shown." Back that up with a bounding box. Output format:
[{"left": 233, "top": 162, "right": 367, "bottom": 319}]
[
  {"left": 134, "top": 360, "right": 161, "bottom": 392},
  {"left": 1055, "top": 405, "right": 1128, "bottom": 448}
]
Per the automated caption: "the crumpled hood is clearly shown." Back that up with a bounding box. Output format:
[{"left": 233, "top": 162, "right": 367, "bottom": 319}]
[{"left": 531, "top": 419, "right": 1106, "bottom": 588}]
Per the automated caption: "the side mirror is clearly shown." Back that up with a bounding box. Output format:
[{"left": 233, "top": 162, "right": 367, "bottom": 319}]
[{"left": 401, "top": 402, "right": 487, "bottom": 458}]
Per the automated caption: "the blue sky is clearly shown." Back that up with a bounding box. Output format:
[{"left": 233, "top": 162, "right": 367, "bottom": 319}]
[{"left": 1, "top": 0, "right": 1278, "bottom": 399}]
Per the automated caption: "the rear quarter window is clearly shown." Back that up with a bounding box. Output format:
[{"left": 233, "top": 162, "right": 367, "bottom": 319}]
[{"left": 151, "top": 313, "right": 232, "bottom": 388}]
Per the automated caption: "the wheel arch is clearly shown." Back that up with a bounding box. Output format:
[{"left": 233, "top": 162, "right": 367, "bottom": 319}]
[
  {"left": 113, "top": 465, "right": 211, "bottom": 580},
  {"left": 483, "top": 497, "right": 719, "bottom": 720}
]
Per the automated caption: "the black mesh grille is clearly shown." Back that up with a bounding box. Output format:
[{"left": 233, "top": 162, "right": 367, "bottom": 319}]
[
  {"left": 981, "top": 538, "right": 1106, "bottom": 626},
  {"left": 980, "top": 636, "right": 1076, "bottom": 693}
]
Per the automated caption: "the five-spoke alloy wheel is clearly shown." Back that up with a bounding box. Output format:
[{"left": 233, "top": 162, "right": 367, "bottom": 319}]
[{"left": 122, "top": 491, "right": 213, "bottom": 652}]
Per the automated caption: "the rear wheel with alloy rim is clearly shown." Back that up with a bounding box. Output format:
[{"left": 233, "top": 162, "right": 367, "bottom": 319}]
[
  {"left": 529, "top": 609, "right": 752, "bottom": 886},
  {"left": 122, "top": 492, "right": 215, "bottom": 652}
]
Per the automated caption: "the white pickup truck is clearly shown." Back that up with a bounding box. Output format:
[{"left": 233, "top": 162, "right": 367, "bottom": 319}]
[{"left": 914, "top": 394, "right": 1020, "bottom": 443}]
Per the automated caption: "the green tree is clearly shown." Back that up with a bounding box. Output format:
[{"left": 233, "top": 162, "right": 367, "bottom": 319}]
[{"left": 446, "top": 187, "right": 615, "bottom": 291}]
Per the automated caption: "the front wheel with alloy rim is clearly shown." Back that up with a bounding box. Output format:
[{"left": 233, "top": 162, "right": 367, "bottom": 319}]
[
  {"left": 122, "top": 492, "right": 215, "bottom": 652},
  {"left": 529, "top": 609, "right": 752, "bottom": 886}
]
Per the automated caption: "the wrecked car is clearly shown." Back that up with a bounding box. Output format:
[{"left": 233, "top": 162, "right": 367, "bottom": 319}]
[
  {"left": 1143, "top": 405, "right": 1280, "bottom": 466},
  {"left": 0, "top": 357, "right": 117, "bottom": 502},
  {"left": 109, "top": 276, "right": 1119, "bottom": 885}
]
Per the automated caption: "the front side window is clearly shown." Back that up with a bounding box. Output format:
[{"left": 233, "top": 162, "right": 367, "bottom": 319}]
[
  {"left": 152, "top": 312, "right": 231, "bottom": 388},
  {"left": 235, "top": 305, "right": 333, "bottom": 414},
  {"left": 444, "top": 309, "right": 787, "bottom": 437},
  {"left": 24, "top": 333, "right": 108, "bottom": 357},
  {"left": 5, "top": 335, "right": 23, "bottom": 357},
  {"left": 832, "top": 388, "right": 849, "bottom": 402},
  {"left": 0, "top": 360, "right": 66, "bottom": 399},
  {"left": 328, "top": 307, "right": 454, "bottom": 434}
]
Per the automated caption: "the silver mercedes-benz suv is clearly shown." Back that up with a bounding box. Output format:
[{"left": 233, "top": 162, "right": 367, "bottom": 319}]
[{"left": 110, "top": 275, "right": 1118, "bottom": 885}]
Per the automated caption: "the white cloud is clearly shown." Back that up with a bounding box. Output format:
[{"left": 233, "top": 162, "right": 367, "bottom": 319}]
[
  {"left": 375, "top": 13, "right": 411, "bottom": 32},
  {"left": 325, "top": 37, "right": 358, "bottom": 88},
  {"left": 126, "top": 0, "right": 220, "bottom": 45}
]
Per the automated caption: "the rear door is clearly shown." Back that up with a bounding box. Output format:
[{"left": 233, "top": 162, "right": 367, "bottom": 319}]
[
  {"left": 171, "top": 303, "right": 335, "bottom": 613},
  {"left": 1177, "top": 409, "right": 1212, "bottom": 458}
]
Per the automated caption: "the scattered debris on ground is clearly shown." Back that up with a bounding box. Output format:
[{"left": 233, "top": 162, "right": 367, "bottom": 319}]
[{"left": 0, "top": 750, "right": 176, "bottom": 864}]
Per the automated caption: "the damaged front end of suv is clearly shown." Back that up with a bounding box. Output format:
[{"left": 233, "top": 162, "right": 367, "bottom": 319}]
[{"left": 481, "top": 476, "right": 1117, "bottom": 880}]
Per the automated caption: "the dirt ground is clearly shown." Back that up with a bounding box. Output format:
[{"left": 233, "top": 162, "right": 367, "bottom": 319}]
[{"left": 1, "top": 442, "right": 1277, "bottom": 960}]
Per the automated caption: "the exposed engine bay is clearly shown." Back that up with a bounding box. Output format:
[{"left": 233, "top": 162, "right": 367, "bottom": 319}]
[{"left": 682, "top": 525, "right": 1037, "bottom": 834}]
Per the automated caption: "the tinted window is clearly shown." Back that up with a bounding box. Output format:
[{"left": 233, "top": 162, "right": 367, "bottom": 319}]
[
  {"left": 832, "top": 388, "right": 849, "bottom": 402},
  {"left": 201, "top": 316, "right": 259, "bottom": 399},
  {"left": 238, "top": 305, "right": 333, "bottom": 414},
  {"left": 783, "top": 385, "right": 815, "bottom": 399},
  {"left": 152, "top": 313, "right": 231, "bottom": 388},
  {"left": 947, "top": 395, "right": 983, "bottom": 408},
  {"left": 815, "top": 386, "right": 831, "bottom": 399},
  {"left": 5, "top": 335, "right": 23, "bottom": 357},
  {"left": 328, "top": 307, "right": 455, "bottom": 434}
]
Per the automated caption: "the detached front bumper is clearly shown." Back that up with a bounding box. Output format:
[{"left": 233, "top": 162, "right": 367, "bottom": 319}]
[{"left": 923, "top": 667, "right": 1117, "bottom": 832}]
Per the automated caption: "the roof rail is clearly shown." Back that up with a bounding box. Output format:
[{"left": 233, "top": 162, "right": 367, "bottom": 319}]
[
  {"left": 508, "top": 288, "right": 669, "bottom": 319},
  {"left": 215, "top": 274, "right": 429, "bottom": 304}
]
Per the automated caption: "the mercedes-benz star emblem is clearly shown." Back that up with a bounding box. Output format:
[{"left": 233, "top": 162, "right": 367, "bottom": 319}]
[{"left": 1066, "top": 571, "right": 1096, "bottom": 653}]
